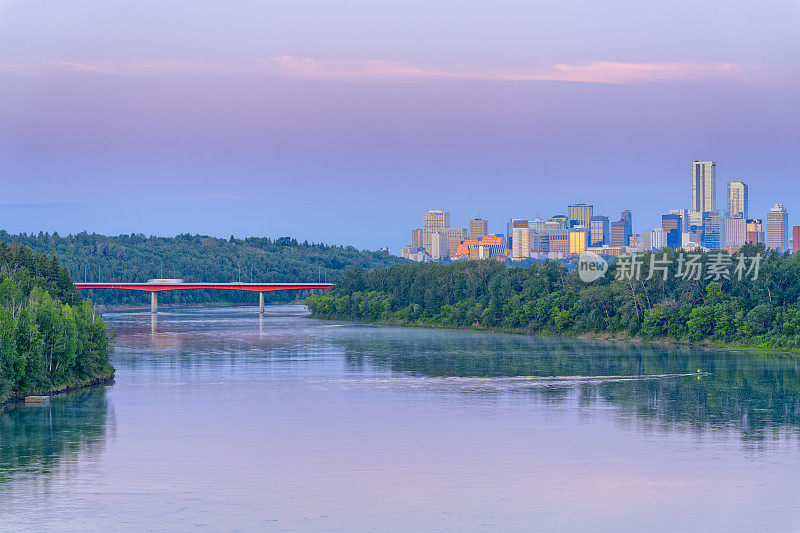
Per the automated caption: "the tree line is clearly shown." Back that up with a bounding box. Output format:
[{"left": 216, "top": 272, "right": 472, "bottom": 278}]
[
  {"left": 0, "top": 242, "right": 113, "bottom": 401},
  {"left": 306, "top": 243, "right": 800, "bottom": 351},
  {"left": 0, "top": 231, "right": 405, "bottom": 306}
]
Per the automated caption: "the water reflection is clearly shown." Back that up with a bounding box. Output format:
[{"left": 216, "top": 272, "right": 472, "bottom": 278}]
[
  {"left": 329, "top": 328, "right": 800, "bottom": 441},
  {"left": 0, "top": 387, "right": 113, "bottom": 485}
]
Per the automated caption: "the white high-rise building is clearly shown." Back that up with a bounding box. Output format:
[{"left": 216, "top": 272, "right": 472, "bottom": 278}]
[
  {"left": 429, "top": 231, "right": 449, "bottom": 261},
  {"left": 766, "top": 203, "right": 789, "bottom": 252},
  {"left": 727, "top": 181, "right": 748, "bottom": 219},
  {"left": 691, "top": 161, "right": 716, "bottom": 213}
]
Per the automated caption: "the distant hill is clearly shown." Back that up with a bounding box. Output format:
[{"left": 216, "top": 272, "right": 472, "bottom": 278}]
[{"left": 0, "top": 231, "right": 406, "bottom": 307}]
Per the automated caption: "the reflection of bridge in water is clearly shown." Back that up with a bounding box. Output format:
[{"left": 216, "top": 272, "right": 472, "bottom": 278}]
[{"left": 74, "top": 281, "right": 333, "bottom": 314}]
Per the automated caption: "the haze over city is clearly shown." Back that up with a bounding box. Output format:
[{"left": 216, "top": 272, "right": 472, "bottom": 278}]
[{"left": 1, "top": 1, "right": 798, "bottom": 253}]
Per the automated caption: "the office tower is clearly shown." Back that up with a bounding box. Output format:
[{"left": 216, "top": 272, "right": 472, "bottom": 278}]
[
  {"left": 794, "top": 227, "right": 800, "bottom": 253},
  {"left": 610, "top": 221, "right": 627, "bottom": 247},
  {"left": 620, "top": 210, "right": 632, "bottom": 240},
  {"left": 568, "top": 204, "right": 593, "bottom": 228},
  {"left": 429, "top": 232, "right": 449, "bottom": 260},
  {"left": 422, "top": 210, "right": 450, "bottom": 254},
  {"left": 724, "top": 217, "right": 746, "bottom": 247},
  {"left": 411, "top": 229, "right": 423, "bottom": 250},
  {"left": 766, "top": 203, "right": 789, "bottom": 251},
  {"left": 691, "top": 161, "right": 716, "bottom": 213},
  {"left": 668, "top": 209, "right": 690, "bottom": 231},
  {"left": 549, "top": 230, "right": 569, "bottom": 255},
  {"left": 727, "top": 181, "right": 748, "bottom": 219},
  {"left": 468, "top": 235, "right": 507, "bottom": 260},
  {"left": 661, "top": 214, "right": 681, "bottom": 233},
  {"left": 568, "top": 227, "right": 588, "bottom": 255},
  {"left": 702, "top": 211, "right": 723, "bottom": 250},
  {"left": 745, "top": 219, "right": 764, "bottom": 245},
  {"left": 445, "top": 227, "right": 466, "bottom": 258},
  {"left": 589, "top": 215, "right": 609, "bottom": 246},
  {"left": 469, "top": 218, "right": 488, "bottom": 240},
  {"left": 511, "top": 223, "right": 530, "bottom": 259},
  {"left": 506, "top": 218, "right": 527, "bottom": 249}
]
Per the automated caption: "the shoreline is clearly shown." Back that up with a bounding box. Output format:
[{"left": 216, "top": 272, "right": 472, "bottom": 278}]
[
  {"left": 307, "top": 314, "right": 800, "bottom": 357},
  {"left": 0, "top": 372, "right": 116, "bottom": 409}
]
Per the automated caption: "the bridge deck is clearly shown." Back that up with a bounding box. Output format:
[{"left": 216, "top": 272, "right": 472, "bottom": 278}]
[{"left": 74, "top": 282, "right": 333, "bottom": 292}]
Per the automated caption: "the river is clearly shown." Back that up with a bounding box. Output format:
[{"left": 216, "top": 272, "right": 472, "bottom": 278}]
[{"left": 2, "top": 304, "right": 800, "bottom": 531}]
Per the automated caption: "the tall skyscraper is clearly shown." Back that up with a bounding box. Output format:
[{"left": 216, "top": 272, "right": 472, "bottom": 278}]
[
  {"left": 589, "top": 215, "right": 609, "bottom": 246},
  {"left": 568, "top": 227, "right": 588, "bottom": 255},
  {"left": 411, "top": 229, "right": 422, "bottom": 250},
  {"left": 691, "top": 161, "right": 716, "bottom": 213},
  {"left": 766, "top": 203, "right": 789, "bottom": 251},
  {"left": 727, "top": 181, "right": 748, "bottom": 219},
  {"left": 620, "top": 210, "right": 632, "bottom": 241},
  {"left": 422, "top": 210, "right": 450, "bottom": 254},
  {"left": 567, "top": 204, "right": 593, "bottom": 228},
  {"left": 469, "top": 218, "right": 488, "bottom": 240}
]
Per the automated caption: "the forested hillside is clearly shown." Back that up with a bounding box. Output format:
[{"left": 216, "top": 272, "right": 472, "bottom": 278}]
[
  {"left": 307, "top": 244, "right": 800, "bottom": 351},
  {"left": 0, "top": 242, "right": 113, "bottom": 402},
  {"left": 0, "top": 231, "right": 405, "bottom": 306}
]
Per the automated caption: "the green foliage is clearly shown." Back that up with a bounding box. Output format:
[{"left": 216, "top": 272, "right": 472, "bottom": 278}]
[
  {"left": 307, "top": 244, "right": 800, "bottom": 351},
  {"left": 0, "top": 243, "right": 112, "bottom": 399},
  {"left": 0, "top": 231, "right": 404, "bottom": 306}
]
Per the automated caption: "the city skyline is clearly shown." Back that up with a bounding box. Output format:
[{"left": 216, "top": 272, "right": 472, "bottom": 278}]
[
  {"left": 405, "top": 158, "right": 795, "bottom": 260},
  {"left": 1, "top": 1, "right": 798, "bottom": 255}
]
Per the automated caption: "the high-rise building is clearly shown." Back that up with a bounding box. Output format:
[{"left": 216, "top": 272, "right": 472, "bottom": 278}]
[
  {"left": 661, "top": 214, "right": 681, "bottom": 233},
  {"left": 702, "top": 211, "right": 724, "bottom": 250},
  {"left": 589, "top": 215, "right": 609, "bottom": 246},
  {"left": 691, "top": 161, "right": 716, "bottom": 213},
  {"left": 429, "top": 231, "right": 449, "bottom": 261},
  {"left": 510, "top": 220, "right": 530, "bottom": 259},
  {"left": 549, "top": 215, "right": 568, "bottom": 230},
  {"left": 609, "top": 221, "right": 627, "bottom": 247},
  {"left": 422, "top": 210, "right": 450, "bottom": 254},
  {"left": 621, "top": 210, "right": 632, "bottom": 240},
  {"left": 766, "top": 203, "right": 789, "bottom": 251},
  {"left": 727, "top": 181, "right": 748, "bottom": 219},
  {"left": 794, "top": 227, "right": 800, "bottom": 253},
  {"left": 724, "top": 217, "right": 746, "bottom": 247},
  {"left": 549, "top": 230, "right": 569, "bottom": 255},
  {"left": 506, "top": 218, "right": 527, "bottom": 249},
  {"left": 444, "top": 227, "right": 466, "bottom": 258},
  {"left": 649, "top": 228, "right": 667, "bottom": 250},
  {"left": 746, "top": 219, "right": 765, "bottom": 245},
  {"left": 568, "top": 227, "right": 588, "bottom": 255},
  {"left": 411, "top": 229, "right": 423, "bottom": 250},
  {"left": 668, "top": 209, "right": 690, "bottom": 231},
  {"left": 568, "top": 204, "right": 593, "bottom": 228},
  {"left": 469, "top": 218, "right": 488, "bottom": 240}
]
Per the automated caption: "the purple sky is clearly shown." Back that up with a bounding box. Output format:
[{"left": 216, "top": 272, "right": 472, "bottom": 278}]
[{"left": 1, "top": 1, "right": 798, "bottom": 253}]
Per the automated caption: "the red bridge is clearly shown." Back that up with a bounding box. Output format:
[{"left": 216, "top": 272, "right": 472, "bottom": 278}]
[{"left": 74, "top": 281, "right": 333, "bottom": 314}]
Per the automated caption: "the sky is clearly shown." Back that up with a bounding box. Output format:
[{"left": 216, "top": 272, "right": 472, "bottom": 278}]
[{"left": 1, "top": 1, "right": 798, "bottom": 253}]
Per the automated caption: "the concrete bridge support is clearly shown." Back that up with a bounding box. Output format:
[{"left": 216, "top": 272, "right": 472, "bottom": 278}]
[
  {"left": 151, "top": 291, "right": 158, "bottom": 314},
  {"left": 259, "top": 291, "right": 265, "bottom": 315}
]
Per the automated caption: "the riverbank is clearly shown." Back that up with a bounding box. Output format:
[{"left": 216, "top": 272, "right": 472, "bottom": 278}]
[
  {"left": 0, "top": 372, "right": 116, "bottom": 410},
  {"left": 308, "top": 313, "right": 800, "bottom": 357}
]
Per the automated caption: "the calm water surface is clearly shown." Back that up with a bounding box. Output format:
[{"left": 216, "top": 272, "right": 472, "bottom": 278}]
[{"left": 2, "top": 305, "right": 800, "bottom": 531}]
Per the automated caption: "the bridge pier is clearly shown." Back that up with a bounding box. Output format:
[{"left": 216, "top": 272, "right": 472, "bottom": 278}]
[
  {"left": 151, "top": 291, "right": 158, "bottom": 314},
  {"left": 259, "top": 291, "right": 264, "bottom": 315}
]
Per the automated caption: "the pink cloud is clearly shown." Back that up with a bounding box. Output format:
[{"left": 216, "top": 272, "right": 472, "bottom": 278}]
[
  {"left": 262, "top": 56, "right": 750, "bottom": 84},
  {"left": 0, "top": 56, "right": 751, "bottom": 84}
]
